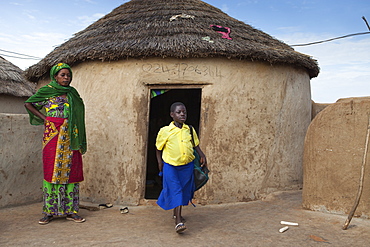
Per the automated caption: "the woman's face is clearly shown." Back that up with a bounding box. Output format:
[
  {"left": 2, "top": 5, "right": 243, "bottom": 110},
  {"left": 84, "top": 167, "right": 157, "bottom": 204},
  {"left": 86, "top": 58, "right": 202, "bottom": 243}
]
[{"left": 54, "top": 68, "right": 71, "bottom": 86}]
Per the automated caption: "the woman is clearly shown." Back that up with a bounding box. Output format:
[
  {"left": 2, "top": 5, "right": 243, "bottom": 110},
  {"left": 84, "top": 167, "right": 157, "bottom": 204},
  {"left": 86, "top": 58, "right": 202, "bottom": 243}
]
[{"left": 25, "top": 63, "right": 87, "bottom": 225}]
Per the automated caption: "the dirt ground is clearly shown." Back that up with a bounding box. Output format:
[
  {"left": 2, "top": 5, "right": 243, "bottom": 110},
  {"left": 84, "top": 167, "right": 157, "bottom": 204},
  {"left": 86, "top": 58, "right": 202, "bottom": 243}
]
[{"left": 1, "top": 190, "right": 369, "bottom": 247}]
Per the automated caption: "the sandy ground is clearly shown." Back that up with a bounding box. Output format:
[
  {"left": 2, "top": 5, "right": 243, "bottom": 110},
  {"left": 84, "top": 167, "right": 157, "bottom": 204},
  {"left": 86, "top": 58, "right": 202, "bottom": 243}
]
[{"left": 0, "top": 190, "right": 369, "bottom": 247}]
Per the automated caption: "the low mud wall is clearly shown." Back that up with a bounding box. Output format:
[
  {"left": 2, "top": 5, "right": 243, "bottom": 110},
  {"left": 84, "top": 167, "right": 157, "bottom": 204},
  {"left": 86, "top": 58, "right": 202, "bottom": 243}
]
[
  {"left": 303, "top": 97, "right": 370, "bottom": 217},
  {"left": 0, "top": 114, "right": 43, "bottom": 208}
]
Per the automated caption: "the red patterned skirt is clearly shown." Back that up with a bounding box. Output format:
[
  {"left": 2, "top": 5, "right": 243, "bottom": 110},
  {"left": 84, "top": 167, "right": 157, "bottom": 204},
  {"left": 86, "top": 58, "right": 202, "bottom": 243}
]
[{"left": 43, "top": 117, "right": 83, "bottom": 184}]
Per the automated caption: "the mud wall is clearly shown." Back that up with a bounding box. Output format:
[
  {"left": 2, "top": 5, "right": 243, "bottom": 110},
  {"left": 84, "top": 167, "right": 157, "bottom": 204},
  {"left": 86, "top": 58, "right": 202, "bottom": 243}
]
[
  {"left": 64, "top": 57, "right": 311, "bottom": 205},
  {"left": 0, "top": 95, "right": 29, "bottom": 114},
  {"left": 0, "top": 114, "right": 43, "bottom": 208},
  {"left": 311, "top": 101, "right": 330, "bottom": 120},
  {"left": 303, "top": 97, "right": 370, "bottom": 216}
]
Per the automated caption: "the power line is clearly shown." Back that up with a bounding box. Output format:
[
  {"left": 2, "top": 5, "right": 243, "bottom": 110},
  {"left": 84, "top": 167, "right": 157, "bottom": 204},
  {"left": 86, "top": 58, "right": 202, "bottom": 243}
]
[
  {"left": 291, "top": 16, "right": 370, "bottom": 47},
  {"left": 2, "top": 31, "right": 369, "bottom": 57},
  {"left": 1, "top": 17, "right": 370, "bottom": 57},
  {"left": 0, "top": 53, "right": 41, "bottom": 60},
  {"left": 291, "top": 31, "right": 370, "bottom": 47},
  {"left": 0, "top": 49, "right": 42, "bottom": 59}
]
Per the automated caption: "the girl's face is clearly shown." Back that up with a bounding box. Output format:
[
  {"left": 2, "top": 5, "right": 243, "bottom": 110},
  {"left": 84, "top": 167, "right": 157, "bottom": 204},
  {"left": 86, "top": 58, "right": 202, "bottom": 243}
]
[
  {"left": 54, "top": 68, "right": 72, "bottom": 86},
  {"left": 170, "top": 105, "right": 187, "bottom": 124}
]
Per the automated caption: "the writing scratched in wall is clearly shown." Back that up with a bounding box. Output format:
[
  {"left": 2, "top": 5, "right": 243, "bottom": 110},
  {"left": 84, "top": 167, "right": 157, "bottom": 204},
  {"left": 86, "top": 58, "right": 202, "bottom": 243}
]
[{"left": 142, "top": 63, "right": 221, "bottom": 78}]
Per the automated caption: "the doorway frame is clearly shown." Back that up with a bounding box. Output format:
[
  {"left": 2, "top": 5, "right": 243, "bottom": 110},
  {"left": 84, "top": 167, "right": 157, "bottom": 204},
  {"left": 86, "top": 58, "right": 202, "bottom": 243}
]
[{"left": 142, "top": 84, "right": 205, "bottom": 202}]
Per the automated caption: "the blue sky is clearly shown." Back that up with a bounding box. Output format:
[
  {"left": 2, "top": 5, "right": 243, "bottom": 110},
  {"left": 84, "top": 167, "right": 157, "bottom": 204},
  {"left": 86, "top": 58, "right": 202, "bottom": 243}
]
[{"left": 1, "top": 0, "right": 369, "bottom": 103}]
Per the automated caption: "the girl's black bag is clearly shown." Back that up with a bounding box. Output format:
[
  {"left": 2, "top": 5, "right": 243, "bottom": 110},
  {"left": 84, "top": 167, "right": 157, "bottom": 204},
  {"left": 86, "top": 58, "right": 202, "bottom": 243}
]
[{"left": 189, "top": 125, "right": 209, "bottom": 191}]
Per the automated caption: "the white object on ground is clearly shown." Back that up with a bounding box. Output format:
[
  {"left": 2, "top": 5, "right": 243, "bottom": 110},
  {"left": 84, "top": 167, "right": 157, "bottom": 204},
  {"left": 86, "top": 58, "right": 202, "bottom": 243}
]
[
  {"left": 279, "top": 226, "right": 289, "bottom": 233},
  {"left": 280, "top": 221, "right": 299, "bottom": 226}
]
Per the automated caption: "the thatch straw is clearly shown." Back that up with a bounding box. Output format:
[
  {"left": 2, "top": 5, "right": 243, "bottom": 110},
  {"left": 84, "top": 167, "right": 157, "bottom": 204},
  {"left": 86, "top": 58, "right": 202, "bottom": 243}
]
[
  {"left": 25, "top": 0, "right": 319, "bottom": 82},
  {"left": 0, "top": 56, "right": 35, "bottom": 97}
]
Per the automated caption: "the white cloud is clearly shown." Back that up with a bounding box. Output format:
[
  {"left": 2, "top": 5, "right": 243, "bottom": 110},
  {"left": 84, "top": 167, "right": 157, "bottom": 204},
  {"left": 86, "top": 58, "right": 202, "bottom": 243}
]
[
  {"left": 220, "top": 4, "right": 229, "bottom": 12},
  {"left": 0, "top": 32, "right": 15, "bottom": 41},
  {"left": 278, "top": 33, "right": 370, "bottom": 103},
  {"left": 76, "top": 13, "right": 105, "bottom": 27},
  {"left": 0, "top": 31, "right": 70, "bottom": 70},
  {"left": 83, "top": 0, "right": 96, "bottom": 4},
  {"left": 10, "top": 2, "right": 23, "bottom": 6},
  {"left": 25, "top": 13, "right": 35, "bottom": 20}
]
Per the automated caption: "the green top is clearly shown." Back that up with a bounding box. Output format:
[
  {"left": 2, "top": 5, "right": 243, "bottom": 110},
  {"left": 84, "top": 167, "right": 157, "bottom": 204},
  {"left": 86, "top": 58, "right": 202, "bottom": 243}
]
[
  {"left": 25, "top": 63, "right": 87, "bottom": 154},
  {"left": 32, "top": 96, "right": 70, "bottom": 118}
]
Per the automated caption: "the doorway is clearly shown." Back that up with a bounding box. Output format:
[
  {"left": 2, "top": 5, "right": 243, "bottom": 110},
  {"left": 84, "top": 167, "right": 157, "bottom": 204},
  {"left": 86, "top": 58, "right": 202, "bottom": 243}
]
[{"left": 145, "top": 88, "right": 202, "bottom": 199}]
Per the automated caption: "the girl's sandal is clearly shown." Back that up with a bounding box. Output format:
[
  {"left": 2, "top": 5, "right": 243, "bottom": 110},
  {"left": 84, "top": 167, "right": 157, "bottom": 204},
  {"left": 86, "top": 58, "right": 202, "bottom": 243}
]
[
  {"left": 66, "top": 214, "right": 86, "bottom": 223},
  {"left": 175, "top": 222, "right": 187, "bottom": 233},
  {"left": 38, "top": 215, "right": 53, "bottom": 225}
]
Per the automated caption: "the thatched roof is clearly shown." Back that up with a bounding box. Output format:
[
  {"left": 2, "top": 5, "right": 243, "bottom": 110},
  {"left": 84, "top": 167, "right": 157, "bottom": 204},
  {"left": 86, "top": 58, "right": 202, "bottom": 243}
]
[
  {"left": 0, "top": 56, "right": 35, "bottom": 97},
  {"left": 25, "top": 0, "right": 319, "bottom": 82}
]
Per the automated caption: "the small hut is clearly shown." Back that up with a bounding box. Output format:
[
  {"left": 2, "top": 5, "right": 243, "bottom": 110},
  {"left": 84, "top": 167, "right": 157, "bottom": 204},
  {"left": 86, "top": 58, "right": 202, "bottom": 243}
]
[
  {"left": 0, "top": 56, "right": 41, "bottom": 208},
  {"left": 0, "top": 56, "right": 35, "bottom": 113},
  {"left": 25, "top": 0, "right": 319, "bottom": 205},
  {"left": 303, "top": 97, "right": 370, "bottom": 217}
]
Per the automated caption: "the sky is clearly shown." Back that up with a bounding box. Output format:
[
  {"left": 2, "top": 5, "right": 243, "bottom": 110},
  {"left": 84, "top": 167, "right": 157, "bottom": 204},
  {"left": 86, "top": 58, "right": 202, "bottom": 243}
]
[{"left": 1, "top": 0, "right": 369, "bottom": 103}]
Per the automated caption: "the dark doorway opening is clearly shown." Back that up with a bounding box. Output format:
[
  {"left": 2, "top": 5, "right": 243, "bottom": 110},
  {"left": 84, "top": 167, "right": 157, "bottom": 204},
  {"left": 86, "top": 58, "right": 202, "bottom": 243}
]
[{"left": 145, "top": 88, "right": 202, "bottom": 199}]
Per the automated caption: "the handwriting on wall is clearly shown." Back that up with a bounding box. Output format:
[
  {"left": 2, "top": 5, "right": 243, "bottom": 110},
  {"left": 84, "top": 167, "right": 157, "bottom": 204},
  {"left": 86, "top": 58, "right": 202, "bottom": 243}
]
[{"left": 142, "top": 63, "right": 222, "bottom": 78}]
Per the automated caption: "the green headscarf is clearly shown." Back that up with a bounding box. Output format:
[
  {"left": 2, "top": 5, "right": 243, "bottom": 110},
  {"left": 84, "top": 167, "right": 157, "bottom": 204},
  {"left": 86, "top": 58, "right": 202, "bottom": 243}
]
[{"left": 25, "top": 63, "right": 87, "bottom": 154}]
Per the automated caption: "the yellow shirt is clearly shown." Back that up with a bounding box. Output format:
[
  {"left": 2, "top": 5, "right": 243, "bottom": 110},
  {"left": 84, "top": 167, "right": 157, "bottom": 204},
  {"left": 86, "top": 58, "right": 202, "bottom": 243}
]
[{"left": 156, "top": 122, "right": 200, "bottom": 166}]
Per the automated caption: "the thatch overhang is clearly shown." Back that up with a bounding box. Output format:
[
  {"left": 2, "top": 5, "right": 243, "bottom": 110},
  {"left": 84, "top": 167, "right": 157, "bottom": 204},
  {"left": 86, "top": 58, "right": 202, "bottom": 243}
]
[
  {"left": 25, "top": 0, "right": 319, "bottom": 82},
  {"left": 0, "top": 56, "right": 35, "bottom": 97}
]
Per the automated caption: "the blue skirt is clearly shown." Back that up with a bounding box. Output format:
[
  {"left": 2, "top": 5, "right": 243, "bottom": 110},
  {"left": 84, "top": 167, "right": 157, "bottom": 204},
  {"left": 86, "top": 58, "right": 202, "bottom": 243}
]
[{"left": 157, "top": 161, "right": 195, "bottom": 210}]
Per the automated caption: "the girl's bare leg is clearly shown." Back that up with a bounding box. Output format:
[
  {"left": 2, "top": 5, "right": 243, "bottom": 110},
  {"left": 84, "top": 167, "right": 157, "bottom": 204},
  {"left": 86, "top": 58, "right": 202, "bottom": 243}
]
[
  {"left": 174, "top": 206, "right": 182, "bottom": 224},
  {"left": 173, "top": 206, "right": 186, "bottom": 222},
  {"left": 174, "top": 206, "right": 186, "bottom": 233}
]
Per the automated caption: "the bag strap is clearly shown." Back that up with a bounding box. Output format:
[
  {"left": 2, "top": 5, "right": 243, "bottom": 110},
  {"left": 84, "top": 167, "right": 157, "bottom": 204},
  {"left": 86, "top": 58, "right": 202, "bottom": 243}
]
[{"left": 188, "top": 125, "right": 195, "bottom": 147}]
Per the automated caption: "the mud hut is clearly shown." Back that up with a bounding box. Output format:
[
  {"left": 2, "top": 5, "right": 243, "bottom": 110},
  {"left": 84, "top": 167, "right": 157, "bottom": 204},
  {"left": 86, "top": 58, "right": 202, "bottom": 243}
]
[
  {"left": 303, "top": 97, "right": 370, "bottom": 217},
  {"left": 25, "top": 0, "right": 319, "bottom": 205},
  {"left": 0, "top": 56, "right": 35, "bottom": 113},
  {"left": 0, "top": 56, "right": 41, "bottom": 208}
]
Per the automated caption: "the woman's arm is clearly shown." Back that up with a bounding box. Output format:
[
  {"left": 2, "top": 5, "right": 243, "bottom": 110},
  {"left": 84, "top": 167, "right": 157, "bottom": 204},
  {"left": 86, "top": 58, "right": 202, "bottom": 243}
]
[
  {"left": 194, "top": 146, "right": 207, "bottom": 168},
  {"left": 24, "top": 102, "right": 46, "bottom": 121}
]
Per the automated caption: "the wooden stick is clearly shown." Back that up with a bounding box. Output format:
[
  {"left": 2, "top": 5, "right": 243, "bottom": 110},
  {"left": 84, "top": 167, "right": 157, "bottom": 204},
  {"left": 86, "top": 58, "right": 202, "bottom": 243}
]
[
  {"left": 362, "top": 16, "right": 370, "bottom": 31},
  {"left": 342, "top": 114, "right": 370, "bottom": 230}
]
